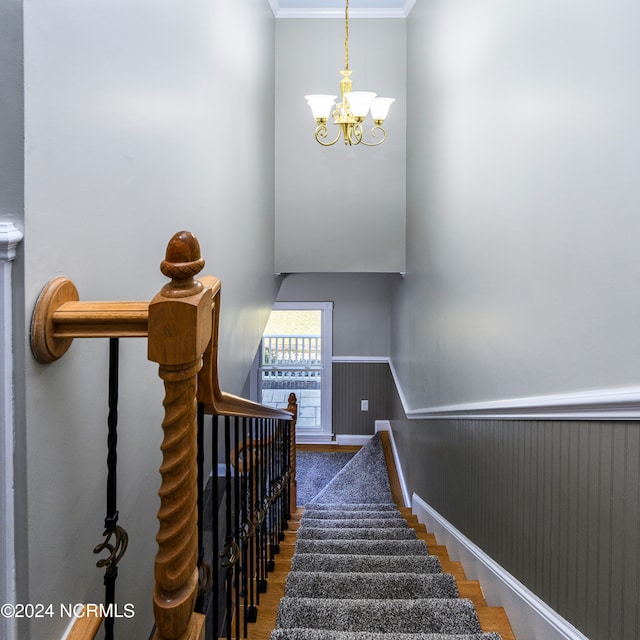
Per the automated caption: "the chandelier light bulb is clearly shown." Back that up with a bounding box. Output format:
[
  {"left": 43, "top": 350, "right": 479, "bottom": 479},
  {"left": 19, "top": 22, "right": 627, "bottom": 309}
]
[
  {"left": 344, "top": 91, "right": 377, "bottom": 120},
  {"left": 305, "top": 95, "right": 337, "bottom": 122},
  {"left": 370, "top": 97, "right": 395, "bottom": 124}
]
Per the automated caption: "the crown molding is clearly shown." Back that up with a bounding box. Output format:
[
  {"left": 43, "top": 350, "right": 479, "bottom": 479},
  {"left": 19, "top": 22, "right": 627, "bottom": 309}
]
[{"left": 269, "top": 1, "right": 414, "bottom": 19}]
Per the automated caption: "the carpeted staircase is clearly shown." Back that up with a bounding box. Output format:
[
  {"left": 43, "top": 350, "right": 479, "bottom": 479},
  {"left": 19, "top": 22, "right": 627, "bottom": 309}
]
[{"left": 270, "top": 434, "right": 503, "bottom": 640}]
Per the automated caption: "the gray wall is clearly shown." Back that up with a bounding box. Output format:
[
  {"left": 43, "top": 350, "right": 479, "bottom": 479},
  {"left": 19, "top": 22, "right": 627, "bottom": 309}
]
[
  {"left": 276, "top": 272, "right": 395, "bottom": 357},
  {"left": 387, "top": 2, "right": 640, "bottom": 639},
  {"left": 18, "top": 1, "right": 277, "bottom": 638},
  {"left": 393, "top": 0, "right": 640, "bottom": 409},
  {"left": 0, "top": 0, "right": 23, "bottom": 228},
  {"left": 274, "top": 18, "right": 406, "bottom": 273},
  {"left": 277, "top": 274, "right": 395, "bottom": 436}
]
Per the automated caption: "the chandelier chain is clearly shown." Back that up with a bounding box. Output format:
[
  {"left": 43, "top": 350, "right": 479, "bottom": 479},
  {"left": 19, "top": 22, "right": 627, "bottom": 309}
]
[{"left": 344, "top": 0, "right": 349, "bottom": 70}]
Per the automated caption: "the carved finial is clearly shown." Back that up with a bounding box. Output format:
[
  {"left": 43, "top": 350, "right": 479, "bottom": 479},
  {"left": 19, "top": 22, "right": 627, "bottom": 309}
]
[{"left": 160, "top": 231, "right": 205, "bottom": 298}]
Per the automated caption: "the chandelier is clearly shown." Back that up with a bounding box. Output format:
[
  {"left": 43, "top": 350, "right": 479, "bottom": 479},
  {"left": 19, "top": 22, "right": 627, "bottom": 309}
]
[{"left": 304, "top": 0, "right": 394, "bottom": 147}]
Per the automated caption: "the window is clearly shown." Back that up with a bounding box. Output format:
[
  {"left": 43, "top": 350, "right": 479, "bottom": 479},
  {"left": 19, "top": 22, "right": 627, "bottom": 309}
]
[{"left": 254, "top": 302, "right": 333, "bottom": 443}]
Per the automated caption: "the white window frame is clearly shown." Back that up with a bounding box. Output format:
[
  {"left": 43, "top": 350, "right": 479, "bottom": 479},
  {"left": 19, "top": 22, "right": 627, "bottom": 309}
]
[{"left": 252, "top": 301, "right": 333, "bottom": 443}]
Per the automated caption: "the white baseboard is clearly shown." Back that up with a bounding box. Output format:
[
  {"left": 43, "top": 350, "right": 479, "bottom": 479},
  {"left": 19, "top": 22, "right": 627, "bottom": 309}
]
[
  {"left": 295, "top": 434, "right": 335, "bottom": 445},
  {"left": 412, "top": 494, "right": 589, "bottom": 640},
  {"left": 335, "top": 434, "right": 373, "bottom": 446}
]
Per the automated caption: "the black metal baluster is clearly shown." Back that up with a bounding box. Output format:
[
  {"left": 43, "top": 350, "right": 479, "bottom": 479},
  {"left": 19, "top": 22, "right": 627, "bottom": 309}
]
[
  {"left": 195, "top": 402, "right": 211, "bottom": 616},
  {"left": 247, "top": 418, "right": 257, "bottom": 616},
  {"left": 272, "top": 418, "right": 278, "bottom": 556},
  {"left": 273, "top": 419, "right": 281, "bottom": 555},
  {"left": 212, "top": 414, "right": 219, "bottom": 639},
  {"left": 257, "top": 417, "right": 267, "bottom": 594},
  {"left": 268, "top": 418, "right": 276, "bottom": 571},
  {"left": 243, "top": 417, "right": 258, "bottom": 625},
  {"left": 93, "top": 338, "right": 128, "bottom": 640},
  {"left": 284, "top": 418, "right": 291, "bottom": 525},
  {"left": 277, "top": 419, "right": 284, "bottom": 537},
  {"left": 277, "top": 420, "right": 287, "bottom": 542},
  {"left": 233, "top": 417, "right": 242, "bottom": 638},
  {"left": 222, "top": 416, "right": 233, "bottom": 640}
]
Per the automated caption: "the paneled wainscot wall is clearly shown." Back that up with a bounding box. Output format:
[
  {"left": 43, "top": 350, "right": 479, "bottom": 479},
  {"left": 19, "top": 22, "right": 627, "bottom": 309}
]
[
  {"left": 332, "top": 361, "right": 393, "bottom": 437},
  {"left": 390, "top": 389, "right": 640, "bottom": 640}
]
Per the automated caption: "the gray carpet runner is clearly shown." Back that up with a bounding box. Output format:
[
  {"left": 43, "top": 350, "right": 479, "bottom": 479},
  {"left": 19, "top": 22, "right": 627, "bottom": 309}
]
[{"left": 271, "top": 434, "right": 502, "bottom": 640}]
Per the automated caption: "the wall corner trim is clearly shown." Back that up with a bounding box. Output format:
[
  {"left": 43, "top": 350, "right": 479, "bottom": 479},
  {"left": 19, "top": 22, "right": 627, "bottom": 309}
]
[
  {"left": 411, "top": 494, "right": 589, "bottom": 640},
  {"left": 0, "top": 221, "right": 22, "bottom": 640},
  {"left": 389, "top": 360, "right": 640, "bottom": 420},
  {"left": 268, "top": 0, "right": 279, "bottom": 17}
]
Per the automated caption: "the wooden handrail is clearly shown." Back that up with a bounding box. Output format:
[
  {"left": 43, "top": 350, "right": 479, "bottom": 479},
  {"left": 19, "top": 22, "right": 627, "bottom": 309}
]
[
  {"left": 52, "top": 301, "right": 149, "bottom": 337},
  {"left": 65, "top": 607, "right": 103, "bottom": 640},
  {"left": 196, "top": 275, "right": 292, "bottom": 421},
  {"left": 30, "top": 277, "right": 149, "bottom": 363},
  {"left": 31, "top": 274, "right": 291, "bottom": 424}
]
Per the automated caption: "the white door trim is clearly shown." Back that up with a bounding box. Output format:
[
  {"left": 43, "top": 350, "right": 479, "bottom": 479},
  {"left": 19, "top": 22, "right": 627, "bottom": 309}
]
[{"left": 255, "top": 301, "right": 333, "bottom": 442}]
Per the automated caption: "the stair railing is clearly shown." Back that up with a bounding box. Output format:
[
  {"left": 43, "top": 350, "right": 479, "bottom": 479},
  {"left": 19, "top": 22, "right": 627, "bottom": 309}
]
[
  {"left": 193, "top": 238, "right": 297, "bottom": 639},
  {"left": 30, "top": 230, "right": 296, "bottom": 640}
]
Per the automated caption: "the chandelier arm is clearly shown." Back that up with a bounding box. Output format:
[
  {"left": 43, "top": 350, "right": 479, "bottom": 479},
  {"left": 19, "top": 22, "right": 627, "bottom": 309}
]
[
  {"left": 347, "top": 122, "right": 363, "bottom": 145},
  {"left": 356, "top": 125, "right": 387, "bottom": 147},
  {"left": 315, "top": 125, "right": 342, "bottom": 147}
]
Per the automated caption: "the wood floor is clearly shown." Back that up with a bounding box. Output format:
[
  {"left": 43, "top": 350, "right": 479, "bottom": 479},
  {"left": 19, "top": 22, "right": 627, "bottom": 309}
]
[{"left": 227, "top": 433, "right": 516, "bottom": 640}]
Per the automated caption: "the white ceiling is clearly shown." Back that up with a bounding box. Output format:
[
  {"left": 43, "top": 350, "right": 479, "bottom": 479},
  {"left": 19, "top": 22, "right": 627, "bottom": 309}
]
[{"left": 269, "top": 0, "right": 415, "bottom": 18}]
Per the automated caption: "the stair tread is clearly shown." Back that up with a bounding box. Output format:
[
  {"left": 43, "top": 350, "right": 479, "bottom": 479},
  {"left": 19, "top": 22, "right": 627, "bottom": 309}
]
[
  {"left": 304, "top": 503, "right": 399, "bottom": 511},
  {"left": 300, "top": 518, "right": 408, "bottom": 528},
  {"left": 290, "top": 553, "right": 443, "bottom": 574},
  {"left": 285, "top": 571, "right": 459, "bottom": 599},
  {"left": 271, "top": 631, "right": 503, "bottom": 640},
  {"left": 302, "top": 510, "right": 403, "bottom": 519},
  {"left": 295, "top": 539, "right": 430, "bottom": 556},
  {"left": 276, "top": 597, "right": 484, "bottom": 634},
  {"left": 296, "top": 527, "right": 417, "bottom": 540}
]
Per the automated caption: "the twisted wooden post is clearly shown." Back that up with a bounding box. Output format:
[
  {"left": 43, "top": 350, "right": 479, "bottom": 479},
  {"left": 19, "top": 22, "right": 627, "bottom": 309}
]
[{"left": 148, "top": 232, "right": 209, "bottom": 640}]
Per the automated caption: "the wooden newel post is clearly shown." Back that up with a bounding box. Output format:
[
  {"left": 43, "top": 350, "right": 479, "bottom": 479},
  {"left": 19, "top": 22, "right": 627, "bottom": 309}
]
[{"left": 148, "top": 232, "right": 210, "bottom": 640}]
